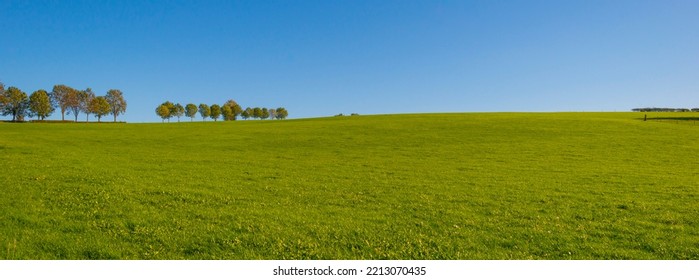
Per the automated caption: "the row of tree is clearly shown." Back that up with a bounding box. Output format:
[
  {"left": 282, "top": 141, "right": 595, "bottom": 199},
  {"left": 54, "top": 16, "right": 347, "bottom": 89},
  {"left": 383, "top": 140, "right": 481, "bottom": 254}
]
[
  {"left": 0, "top": 83, "right": 127, "bottom": 122},
  {"left": 156, "top": 100, "right": 288, "bottom": 122},
  {"left": 632, "top": 107, "right": 699, "bottom": 112}
]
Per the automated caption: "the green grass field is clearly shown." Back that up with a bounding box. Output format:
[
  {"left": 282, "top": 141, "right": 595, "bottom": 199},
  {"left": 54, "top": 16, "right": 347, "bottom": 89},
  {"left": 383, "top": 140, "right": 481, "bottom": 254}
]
[{"left": 1, "top": 113, "right": 698, "bottom": 259}]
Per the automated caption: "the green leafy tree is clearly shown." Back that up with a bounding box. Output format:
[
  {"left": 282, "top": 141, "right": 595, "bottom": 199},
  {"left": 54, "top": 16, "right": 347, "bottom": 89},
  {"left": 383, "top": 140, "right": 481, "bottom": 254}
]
[
  {"left": 81, "top": 88, "right": 96, "bottom": 122},
  {"left": 90, "top": 96, "right": 111, "bottom": 122},
  {"left": 198, "top": 104, "right": 210, "bottom": 121},
  {"left": 261, "top": 108, "right": 270, "bottom": 120},
  {"left": 221, "top": 105, "right": 234, "bottom": 121},
  {"left": 210, "top": 104, "right": 221, "bottom": 121},
  {"left": 2, "top": 86, "right": 29, "bottom": 122},
  {"left": 105, "top": 89, "right": 127, "bottom": 122},
  {"left": 275, "top": 107, "right": 288, "bottom": 120},
  {"left": 223, "top": 99, "right": 243, "bottom": 120},
  {"left": 158, "top": 101, "right": 175, "bottom": 122},
  {"left": 164, "top": 101, "right": 175, "bottom": 112},
  {"left": 252, "top": 107, "right": 262, "bottom": 119},
  {"left": 241, "top": 107, "right": 252, "bottom": 120},
  {"left": 29, "top": 89, "right": 55, "bottom": 120},
  {"left": 185, "top": 103, "right": 198, "bottom": 121},
  {"left": 51, "top": 84, "right": 77, "bottom": 121},
  {"left": 173, "top": 103, "right": 185, "bottom": 122},
  {"left": 156, "top": 104, "right": 170, "bottom": 123}
]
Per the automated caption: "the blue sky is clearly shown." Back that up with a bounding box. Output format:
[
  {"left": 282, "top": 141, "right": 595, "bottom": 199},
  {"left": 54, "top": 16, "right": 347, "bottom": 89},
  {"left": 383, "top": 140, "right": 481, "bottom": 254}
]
[{"left": 1, "top": 0, "right": 698, "bottom": 122}]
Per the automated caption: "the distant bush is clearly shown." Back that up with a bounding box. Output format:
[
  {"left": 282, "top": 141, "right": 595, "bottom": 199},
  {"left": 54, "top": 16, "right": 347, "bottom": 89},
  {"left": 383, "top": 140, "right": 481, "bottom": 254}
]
[
  {"left": 335, "top": 113, "right": 359, "bottom": 117},
  {"left": 632, "top": 107, "right": 693, "bottom": 112}
]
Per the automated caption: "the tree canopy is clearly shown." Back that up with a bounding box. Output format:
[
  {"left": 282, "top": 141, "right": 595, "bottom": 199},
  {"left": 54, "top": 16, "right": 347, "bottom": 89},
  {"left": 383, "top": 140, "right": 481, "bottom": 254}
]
[
  {"left": 223, "top": 100, "right": 243, "bottom": 120},
  {"left": 156, "top": 104, "right": 170, "bottom": 122},
  {"left": 185, "top": 103, "right": 198, "bottom": 121},
  {"left": 172, "top": 103, "right": 185, "bottom": 122},
  {"left": 275, "top": 107, "right": 288, "bottom": 120},
  {"left": 199, "top": 104, "right": 210, "bottom": 121},
  {"left": 106, "top": 89, "right": 127, "bottom": 122},
  {"left": 90, "top": 96, "right": 111, "bottom": 122},
  {"left": 1, "top": 86, "right": 29, "bottom": 122},
  {"left": 156, "top": 98, "right": 288, "bottom": 122},
  {"left": 0, "top": 83, "right": 5, "bottom": 105},
  {"left": 1, "top": 83, "right": 126, "bottom": 123},
  {"left": 221, "top": 105, "right": 234, "bottom": 121},
  {"left": 51, "top": 84, "right": 76, "bottom": 121},
  {"left": 29, "top": 89, "right": 54, "bottom": 120},
  {"left": 210, "top": 104, "right": 222, "bottom": 121},
  {"left": 81, "top": 88, "right": 96, "bottom": 122},
  {"left": 252, "top": 107, "right": 262, "bottom": 119},
  {"left": 241, "top": 107, "right": 252, "bottom": 120},
  {"left": 66, "top": 89, "right": 84, "bottom": 122}
]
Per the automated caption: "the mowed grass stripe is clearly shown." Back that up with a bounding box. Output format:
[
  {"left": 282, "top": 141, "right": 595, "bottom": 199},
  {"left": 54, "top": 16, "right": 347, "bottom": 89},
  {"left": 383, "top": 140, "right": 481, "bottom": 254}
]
[{"left": 1, "top": 113, "right": 698, "bottom": 259}]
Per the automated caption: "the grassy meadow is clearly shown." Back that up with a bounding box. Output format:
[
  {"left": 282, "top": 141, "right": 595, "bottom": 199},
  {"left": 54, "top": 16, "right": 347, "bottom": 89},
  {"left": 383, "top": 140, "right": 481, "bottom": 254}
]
[{"left": 1, "top": 112, "right": 698, "bottom": 259}]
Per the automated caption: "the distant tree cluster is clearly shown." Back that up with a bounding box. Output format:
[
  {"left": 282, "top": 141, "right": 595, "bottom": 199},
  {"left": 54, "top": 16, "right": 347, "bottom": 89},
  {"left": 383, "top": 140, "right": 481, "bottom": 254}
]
[
  {"left": 632, "top": 107, "right": 699, "bottom": 112},
  {"left": 0, "top": 83, "right": 126, "bottom": 122},
  {"left": 156, "top": 99, "right": 288, "bottom": 122}
]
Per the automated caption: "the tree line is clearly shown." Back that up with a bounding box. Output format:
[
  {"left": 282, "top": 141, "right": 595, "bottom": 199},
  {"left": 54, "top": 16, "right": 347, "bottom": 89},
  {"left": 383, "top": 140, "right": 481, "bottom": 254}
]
[
  {"left": 0, "top": 83, "right": 127, "bottom": 122},
  {"left": 156, "top": 99, "right": 288, "bottom": 122},
  {"left": 632, "top": 107, "right": 699, "bottom": 112}
]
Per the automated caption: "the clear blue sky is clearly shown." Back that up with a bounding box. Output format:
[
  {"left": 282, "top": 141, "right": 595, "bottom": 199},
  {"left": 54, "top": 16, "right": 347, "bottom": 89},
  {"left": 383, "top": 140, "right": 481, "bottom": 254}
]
[{"left": 1, "top": 0, "right": 698, "bottom": 122}]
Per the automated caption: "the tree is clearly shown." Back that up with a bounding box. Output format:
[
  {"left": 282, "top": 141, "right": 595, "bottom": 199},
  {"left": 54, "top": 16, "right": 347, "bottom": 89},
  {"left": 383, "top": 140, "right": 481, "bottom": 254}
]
[
  {"left": 105, "top": 89, "right": 127, "bottom": 122},
  {"left": 199, "top": 104, "right": 210, "bottom": 121},
  {"left": 1, "top": 86, "right": 29, "bottom": 122},
  {"left": 90, "top": 96, "right": 111, "bottom": 122},
  {"left": 185, "top": 103, "right": 198, "bottom": 121},
  {"left": 275, "top": 107, "right": 288, "bottom": 120},
  {"left": 29, "top": 89, "right": 54, "bottom": 120},
  {"left": 51, "top": 84, "right": 77, "bottom": 121},
  {"left": 252, "top": 107, "right": 262, "bottom": 119},
  {"left": 241, "top": 107, "right": 252, "bottom": 120},
  {"left": 269, "top": 108, "right": 276, "bottom": 120},
  {"left": 158, "top": 101, "right": 175, "bottom": 122},
  {"left": 0, "top": 83, "right": 5, "bottom": 107},
  {"left": 210, "top": 104, "right": 221, "bottom": 121},
  {"left": 173, "top": 103, "right": 185, "bottom": 122},
  {"left": 223, "top": 99, "right": 243, "bottom": 120},
  {"left": 261, "top": 108, "right": 270, "bottom": 120},
  {"left": 221, "top": 105, "right": 234, "bottom": 121},
  {"left": 66, "top": 88, "right": 83, "bottom": 122},
  {"left": 156, "top": 104, "right": 170, "bottom": 123},
  {"left": 81, "top": 88, "right": 95, "bottom": 122}
]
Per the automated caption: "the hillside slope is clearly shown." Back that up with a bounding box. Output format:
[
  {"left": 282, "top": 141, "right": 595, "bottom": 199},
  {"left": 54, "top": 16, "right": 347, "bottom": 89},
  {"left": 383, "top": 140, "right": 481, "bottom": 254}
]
[{"left": 1, "top": 113, "right": 698, "bottom": 259}]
